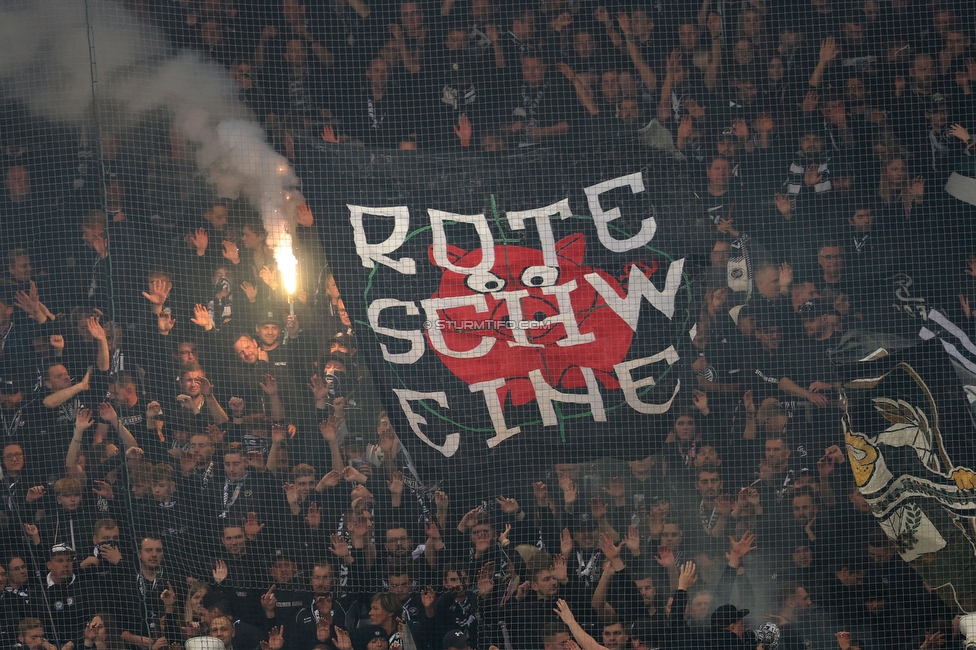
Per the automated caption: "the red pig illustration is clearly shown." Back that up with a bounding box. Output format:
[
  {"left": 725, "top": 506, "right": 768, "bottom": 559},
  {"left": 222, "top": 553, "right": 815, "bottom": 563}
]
[{"left": 426, "top": 234, "right": 634, "bottom": 407}]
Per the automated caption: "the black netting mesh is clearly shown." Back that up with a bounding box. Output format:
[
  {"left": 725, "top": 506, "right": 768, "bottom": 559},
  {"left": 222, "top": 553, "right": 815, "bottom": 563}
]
[{"left": 1, "top": 1, "right": 976, "bottom": 649}]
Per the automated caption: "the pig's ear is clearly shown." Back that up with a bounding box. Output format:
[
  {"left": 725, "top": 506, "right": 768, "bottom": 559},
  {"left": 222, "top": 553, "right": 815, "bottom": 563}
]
[
  {"left": 555, "top": 234, "right": 586, "bottom": 265},
  {"left": 428, "top": 244, "right": 478, "bottom": 268}
]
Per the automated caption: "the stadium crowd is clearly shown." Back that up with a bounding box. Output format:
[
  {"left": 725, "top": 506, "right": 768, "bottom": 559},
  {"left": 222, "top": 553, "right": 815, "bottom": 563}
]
[{"left": 2, "top": 0, "right": 976, "bottom": 649}]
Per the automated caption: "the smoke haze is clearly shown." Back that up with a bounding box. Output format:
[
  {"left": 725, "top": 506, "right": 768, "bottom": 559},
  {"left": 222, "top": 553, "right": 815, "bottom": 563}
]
[{"left": 0, "top": 0, "right": 301, "bottom": 254}]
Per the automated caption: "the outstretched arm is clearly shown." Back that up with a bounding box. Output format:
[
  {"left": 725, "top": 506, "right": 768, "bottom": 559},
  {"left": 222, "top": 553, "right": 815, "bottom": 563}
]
[
  {"left": 554, "top": 599, "right": 609, "bottom": 650},
  {"left": 44, "top": 369, "right": 91, "bottom": 409}
]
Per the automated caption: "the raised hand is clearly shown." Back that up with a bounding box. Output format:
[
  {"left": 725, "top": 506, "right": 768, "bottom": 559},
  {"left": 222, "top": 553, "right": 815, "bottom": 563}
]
[
  {"left": 556, "top": 61, "right": 577, "bottom": 82},
  {"left": 920, "top": 631, "right": 946, "bottom": 650},
  {"left": 160, "top": 581, "right": 177, "bottom": 609},
  {"left": 306, "top": 502, "right": 322, "bottom": 529},
  {"left": 260, "top": 374, "right": 278, "bottom": 395},
  {"left": 495, "top": 495, "right": 520, "bottom": 514},
  {"left": 817, "top": 450, "right": 839, "bottom": 478},
  {"left": 801, "top": 89, "right": 819, "bottom": 112},
  {"left": 318, "top": 469, "right": 342, "bottom": 489},
  {"left": 26, "top": 486, "right": 46, "bottom": 503},
  {"left": 228, "top": 396, "right": 246, "bottom": 415},
  {"left": 157, "top": 310, "right": 176, "bottom": 335},
  {"left": 220, "top": 241, "right": 240, "bottom": 266},
  {"left": 715, "top": 493, "right": 733, "bottom": 516},
  {"left": 560, "top": 527, "right": 574, "bottom": 556},
  {"left": 454, "top": 114, "right": 473, "bottom": 145},
  {"left": 240, "top": 280, "right": 258, "bottom": 302},
  {"left": 23, "top": 523, "right": 40, "bottom": 545},
  {"left": 388, "top": 471, "right": 405, "bottom": 496},
  {"left": 206, "top": 423, "right": 225, "bottom": 445},
  {"left": 677, "top": 561, "right": 698, "bottom": 590},
  {"left": 329, "top": 534, "right": 351, "bottom": 559},
  {"left": 260, "top": 265, "right": 278, "bottom": 290},
  {"left": 283, "top": 482, "right": 299, "bottom": 503},
  {"left": 99, "top": 401, "right": 119, "bottom": 427},
  {"left": 286, "top": 314, "right": 300, "bottom": 339},
  {"left": 819, "top": 37, "right": 839, "bottom": 63},
  {"left": 190, "top": 304, "right": 213, "bottom": 330},
  {"left": 142, "top": 278, "right": 172, "bottom": 307},
  {"left": 84, "top": 620, "right": 100, "bottom": 641},
  {"left": 552, "top": 553, "right": 568, "bottom": 582},
  {"left": 342, "top": 465, "right": 367, "bottom": 484},
  {"left": 321, "top": 125, "right": 340, "bottom": 144},
  {"left": 79, "top": 368, "right": 92, "bottom": 391},
  {"left": 477, "top": 561, "right": 496, "bottom": 595},
  {"left": 773, "top": 194, "right": 793, "bottom": 220},
  {"left": 666, "top": 48, "right": 682, "bottom": 76},
  {"left": 213, "top": 559, "right": 228, "bottom": 583},
  {"left": 261, "top": 585, "right": 278, "bottom": 613},
  {"left": 804, "top": 164, "right": 824, "bottom": 187},
  {"left": 533, "top": 481, "right": 549, "bottom": 505},
  {"left": 243, "top": 449, "right": 263, "bottom": 470},
  {"left": 616, "top": 12, "right": 632, "bottom": 35},
  {"left": 75, "top": 408, "right": 94, "bottom": 431},
  {"left": 655, "top": 546, "right": 676, "bottom": 569},
  {"left": 728, "top": 530, "right": 757, "bottom": 562},
  {"left": 598, "top": 532, "right": 621, "bottom": 560},
  {"left": 624, "top": 525, "right": 641, "bottom": 556},
  {"left": 186, "top": 227, "right": 209, "bottom": 254},
  {"left": 262, "top": 625, "right": 285, "bottom": 650},
  {"left": 244, "top": 512, "right": 265, "bottom": 537},
  {"left": 13, "top": 283, "right": 44, "bottom": 322},
  {"left": 92, "top": 480, "right": 115, "bottom": 500},
  {"left": 334, "top": 628, "right": 352, "bottom": 650},
  {"left": 295, "top": 202, "right": 315, "bottom": 227},
  {"left": 87, "top": 316, "right": 108, "bottom": 342},
  {"left": 309, "top": 374, "right": 331, "bottom": 401},
  {"left": 559, "top": 476, "right": 578, "bottom": 504},
  {"left": 458, "top": 506, "right": 482, "bottom": 530},
  {"left": 198, "top": 376, "right": 214, "bottom": 397},
  {"left": 553, "top": 598, "right": 577, "bottom": 625},
  {"left": 498, "top": 523, "right": 512, "bottom": 547},
  {"left": 602, "top": 475, "right": 625, "bottom": 501},
  {"left": 950, "top": 123, "right": 972, "bottom": 143}
]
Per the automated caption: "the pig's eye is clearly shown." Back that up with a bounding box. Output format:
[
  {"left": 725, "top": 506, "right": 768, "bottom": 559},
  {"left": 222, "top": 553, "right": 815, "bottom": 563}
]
[
  {"left": 465, "top": 271, "right": 506, "bottom": 293},
  {"left": 520, "top": 265, "right": 559, "bottom": 288}
]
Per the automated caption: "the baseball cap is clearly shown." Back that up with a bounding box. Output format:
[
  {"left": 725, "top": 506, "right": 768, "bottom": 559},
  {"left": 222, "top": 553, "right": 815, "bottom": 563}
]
[
  {"left": 50, "top": 543, "right": 75, "bottom": 558},
  {"left": 185, "top": 639, "right": 226, "bottom": 650},
  {"left": 257, "top": 310, "right": 283, "bottom": 327},
  {"left": 711, "top": 603, "right": 750, "bottom": 628},
  {"left": 443, "top": 630, "right": 470, "bottom": 649},
  {"left": 351, "top": 625, "right": 388, "bottom": 650}
]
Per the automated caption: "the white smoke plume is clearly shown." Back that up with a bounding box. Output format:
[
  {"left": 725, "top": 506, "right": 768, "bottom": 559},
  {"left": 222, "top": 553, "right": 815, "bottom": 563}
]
[{"left": 0, "top": 0, "right": 303, "bottom": 272}]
